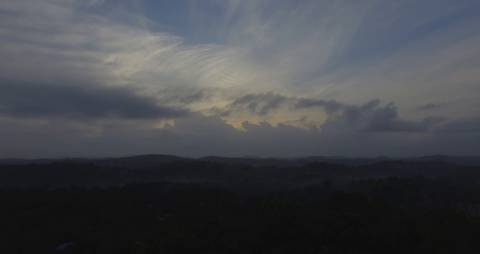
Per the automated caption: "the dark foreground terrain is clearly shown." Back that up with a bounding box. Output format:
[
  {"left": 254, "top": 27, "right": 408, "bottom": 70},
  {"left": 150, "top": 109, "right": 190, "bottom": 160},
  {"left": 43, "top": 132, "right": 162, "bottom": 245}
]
[{"left": 1, "top": 155, "right": 480, "bottom": 253}]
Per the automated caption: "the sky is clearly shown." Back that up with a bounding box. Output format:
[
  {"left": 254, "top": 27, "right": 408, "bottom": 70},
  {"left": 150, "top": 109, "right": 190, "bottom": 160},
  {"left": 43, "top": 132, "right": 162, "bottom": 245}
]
[{"left": 0, "top": 0, "right": 479, "bottom": 158}]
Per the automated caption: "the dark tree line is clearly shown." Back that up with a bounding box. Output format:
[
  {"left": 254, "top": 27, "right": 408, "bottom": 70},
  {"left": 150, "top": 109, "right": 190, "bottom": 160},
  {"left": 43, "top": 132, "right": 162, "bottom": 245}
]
[{"left": 1, "top": 177, "right": 480, "bottom": 254}]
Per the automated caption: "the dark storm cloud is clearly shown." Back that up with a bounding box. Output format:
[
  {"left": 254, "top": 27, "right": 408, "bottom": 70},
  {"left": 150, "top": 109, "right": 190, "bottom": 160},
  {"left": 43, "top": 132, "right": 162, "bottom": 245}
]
[
  {"left": 0, "top": 80, "right": 187, "bottom": 119},
  {"left": 297, "top": 98, "right": 439, "bottom": 133},
  {"left": 340, "top": 100, "right": 436, "bottom": 132},
  {"left": 221, "top": 93, "right": 438, "bottom": 133}
]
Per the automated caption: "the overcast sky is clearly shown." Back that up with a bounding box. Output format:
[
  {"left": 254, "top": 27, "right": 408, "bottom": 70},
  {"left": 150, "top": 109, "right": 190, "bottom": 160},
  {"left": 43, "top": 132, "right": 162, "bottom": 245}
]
[{"left": 0, "top": 0, "right": 479, "bottom": 158}]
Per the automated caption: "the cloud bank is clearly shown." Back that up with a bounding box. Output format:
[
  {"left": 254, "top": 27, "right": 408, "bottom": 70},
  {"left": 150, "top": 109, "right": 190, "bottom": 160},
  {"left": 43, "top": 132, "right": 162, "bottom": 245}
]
[{"left": 0, "top": 80, "right": 186, "bottom": 119}]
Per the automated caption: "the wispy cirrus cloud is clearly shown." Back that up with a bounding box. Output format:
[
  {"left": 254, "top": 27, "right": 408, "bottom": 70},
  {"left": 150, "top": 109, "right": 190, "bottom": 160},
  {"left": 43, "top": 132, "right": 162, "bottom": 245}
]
[{"left": 0, "top": 0, "right": 254, "bottom": 93}]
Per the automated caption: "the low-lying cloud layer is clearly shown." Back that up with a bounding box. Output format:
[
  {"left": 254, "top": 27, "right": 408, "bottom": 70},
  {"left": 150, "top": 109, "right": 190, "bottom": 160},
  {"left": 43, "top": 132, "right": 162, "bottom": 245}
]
[{"left": 0, "top": 80, "right": 186, "bottom": 119}]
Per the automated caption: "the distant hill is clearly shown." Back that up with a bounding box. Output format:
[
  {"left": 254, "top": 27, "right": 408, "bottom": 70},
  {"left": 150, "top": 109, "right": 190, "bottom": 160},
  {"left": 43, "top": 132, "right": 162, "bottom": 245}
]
[
  {"left": 2, "top": 154, "right": 480, "bottom": 167},
  {"left": 1, "top": 154, "right": 480, "bottom": 190}
]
